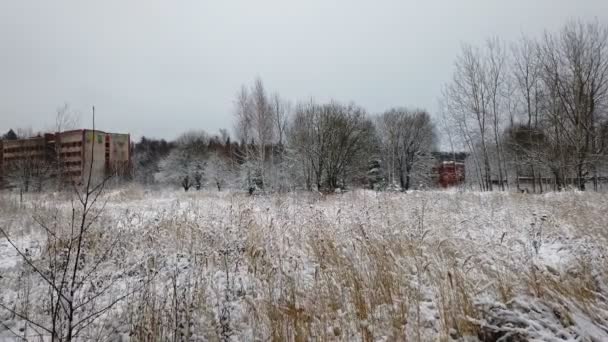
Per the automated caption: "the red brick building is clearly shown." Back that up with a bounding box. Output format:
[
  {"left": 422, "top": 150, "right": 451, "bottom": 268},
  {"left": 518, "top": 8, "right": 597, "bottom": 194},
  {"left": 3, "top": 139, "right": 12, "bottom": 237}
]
[
  {"left": 431, "top": 152, "right": 467, "bottom": 188},
  {"left": 433, "top": 161, "right": 465, "bottom": 188}
]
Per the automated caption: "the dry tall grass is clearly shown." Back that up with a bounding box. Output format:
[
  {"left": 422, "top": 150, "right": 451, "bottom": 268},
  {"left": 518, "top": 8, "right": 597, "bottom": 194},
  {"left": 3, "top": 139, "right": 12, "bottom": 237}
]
[{"left": 1, "top": 189, "right": 607, "bottom": 340}]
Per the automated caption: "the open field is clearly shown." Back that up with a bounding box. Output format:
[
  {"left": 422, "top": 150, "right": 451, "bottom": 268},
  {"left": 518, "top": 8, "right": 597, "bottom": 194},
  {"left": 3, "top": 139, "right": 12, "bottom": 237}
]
[{"left": 1, "top": 188, "right": 608, "bottom": 341}]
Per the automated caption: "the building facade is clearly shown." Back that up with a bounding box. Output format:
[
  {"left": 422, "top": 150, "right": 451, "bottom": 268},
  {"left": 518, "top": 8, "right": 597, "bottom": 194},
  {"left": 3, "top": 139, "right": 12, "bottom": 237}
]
[
  {"left": 0, "top": 129, "right": 131, "bottom": 189},
  {"left": 431, "top": 152, "right": 467, "bottom": 188}
]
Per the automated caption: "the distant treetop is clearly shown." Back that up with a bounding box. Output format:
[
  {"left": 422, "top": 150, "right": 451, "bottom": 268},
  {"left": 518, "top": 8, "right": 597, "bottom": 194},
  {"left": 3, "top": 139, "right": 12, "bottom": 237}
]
[{"left": 2, "top": 129, "right": 18, "bottom": 140}]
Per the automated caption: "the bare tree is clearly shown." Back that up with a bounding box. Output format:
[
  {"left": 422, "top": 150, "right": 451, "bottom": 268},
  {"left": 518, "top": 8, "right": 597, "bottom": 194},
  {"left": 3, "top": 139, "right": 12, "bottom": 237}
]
[
  {"left": 287, "top": 100, "right": 320, "bottom": 190},
  {"left": 269, "top": 93, "right": 291, "bottom": 191},
  {"left": 249, "top": 78, "right": 275, "bottom": 190},
  {"left": 233, "top": 78, "right": 281, "bottom": 192},
  {"left": 54, "top": 103, "right": 80, "bottom": 133},
  {"left": 485, "top": 37, "right": 509, "bottom": 190},
  {"left": 233, "top": 80, "right": 267, "bottom": 191},
  {"left": 544, "top": 21, "right": 608, "bottom": 190},
  {"left": 271, "top": 93, "right": 290, "bottom": 149},
  {"left": 233, "top": 85, "right": 254, "bottom": 190},
  {"left": 234, "top": 85, "right": 252, "bottom": 145},
  {"left": 219, "top": 128, "right": 230, "bottom": 146},
  {"left": 510, "top": 35, "right": 544, "bottom": 192},
  {"left": 444, "top": 44, "right": 494, "bottom": 190},
  {"left": 0, "top": 108, "right": 149, "bottom": 340},
  {"left": 377, "top": 108, "right": 437, "bottom": 191},
  {"left": 375, "top": 110, "right": 401, "bottom": 187},
  {"left": 289, "top": 100, "right": 374, "bottom": 191},
  {"left": 444, "top": 20, "right": 608, "bottom": 192}
]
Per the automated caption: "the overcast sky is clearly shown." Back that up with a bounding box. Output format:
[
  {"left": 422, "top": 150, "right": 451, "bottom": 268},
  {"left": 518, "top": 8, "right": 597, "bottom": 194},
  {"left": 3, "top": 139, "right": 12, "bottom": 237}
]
[{"left": 1, "top": 1, "right": 607, "bottom": 141}]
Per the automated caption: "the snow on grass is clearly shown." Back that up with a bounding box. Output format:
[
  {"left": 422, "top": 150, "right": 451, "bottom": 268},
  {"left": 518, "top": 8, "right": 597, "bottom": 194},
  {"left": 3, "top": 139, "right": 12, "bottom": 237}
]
[{"left": 1, "top": 188, "right": 607, "bottom": 340}]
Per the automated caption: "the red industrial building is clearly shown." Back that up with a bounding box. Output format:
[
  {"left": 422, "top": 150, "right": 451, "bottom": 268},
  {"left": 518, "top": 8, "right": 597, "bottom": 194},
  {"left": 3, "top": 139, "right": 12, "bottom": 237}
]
[
  {"left": 433, "top": 161, "right": 466, "bottom": 188},
  {"left": 431, "top": 152, "right": 467, "bottom": 188}
]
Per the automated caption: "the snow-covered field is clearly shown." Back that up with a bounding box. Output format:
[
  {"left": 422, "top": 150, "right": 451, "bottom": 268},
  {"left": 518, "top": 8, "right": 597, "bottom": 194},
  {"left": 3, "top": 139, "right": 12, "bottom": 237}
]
[{"left": 1, "top": 188, "right": 608, "bottom": 341}]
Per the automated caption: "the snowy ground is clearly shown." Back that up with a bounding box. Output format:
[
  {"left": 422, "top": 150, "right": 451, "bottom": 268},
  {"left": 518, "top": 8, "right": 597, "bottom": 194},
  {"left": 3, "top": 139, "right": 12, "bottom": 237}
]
[{"left": 1, "top": 188, "right": 607, "bottom": 341}]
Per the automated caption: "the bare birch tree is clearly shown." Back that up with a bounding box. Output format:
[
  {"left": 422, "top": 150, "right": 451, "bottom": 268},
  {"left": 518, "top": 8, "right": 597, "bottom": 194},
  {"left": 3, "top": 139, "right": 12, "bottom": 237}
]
[
  {"left": 54, "top": 104, "right": 80, "bottom": 133},
  {"left": 233, "top": 78, "right": 275, "bottom": 192},
  {"left": 538, "top": 20, "right": 608, "bottom": 190},
  {"left": 510, "top": 35, "right": 544, "bottom": 192},
  {"left": 445, "top": 19, "right": 608, "bottom": 192},
  {"left": 485, "top": 37, "right": 509, "bottom": 190},
  {"left": 444, "top": 44, "right": 494, "bottom": 190}
]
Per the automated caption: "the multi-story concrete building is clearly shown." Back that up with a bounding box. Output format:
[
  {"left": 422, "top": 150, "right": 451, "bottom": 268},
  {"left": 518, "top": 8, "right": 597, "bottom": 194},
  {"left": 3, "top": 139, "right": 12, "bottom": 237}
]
[{"left": 0, "top": 129, "right": 131, "bottom": 189}]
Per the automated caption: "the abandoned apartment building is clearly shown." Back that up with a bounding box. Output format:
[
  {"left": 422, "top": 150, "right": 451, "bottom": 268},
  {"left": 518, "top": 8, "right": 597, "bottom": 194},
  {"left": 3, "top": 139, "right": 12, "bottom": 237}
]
[{"left": 0, "top": 129, "right": 131, "bottom": 189}]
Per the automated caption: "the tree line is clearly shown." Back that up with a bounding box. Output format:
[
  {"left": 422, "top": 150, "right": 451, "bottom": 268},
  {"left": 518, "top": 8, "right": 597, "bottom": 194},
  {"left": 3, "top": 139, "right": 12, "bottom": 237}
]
[
  {"left": 4, "top": 20, "right": 607, "bottom": 193},
  {"left": 441, "top": 20, "right": 608, "bottom": 192},
  {"left": 141, "top": 20, "right": 608, "bottom": 193},
  {"left": 133, "top": 78, "right": 439, "bottom": 193}
]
